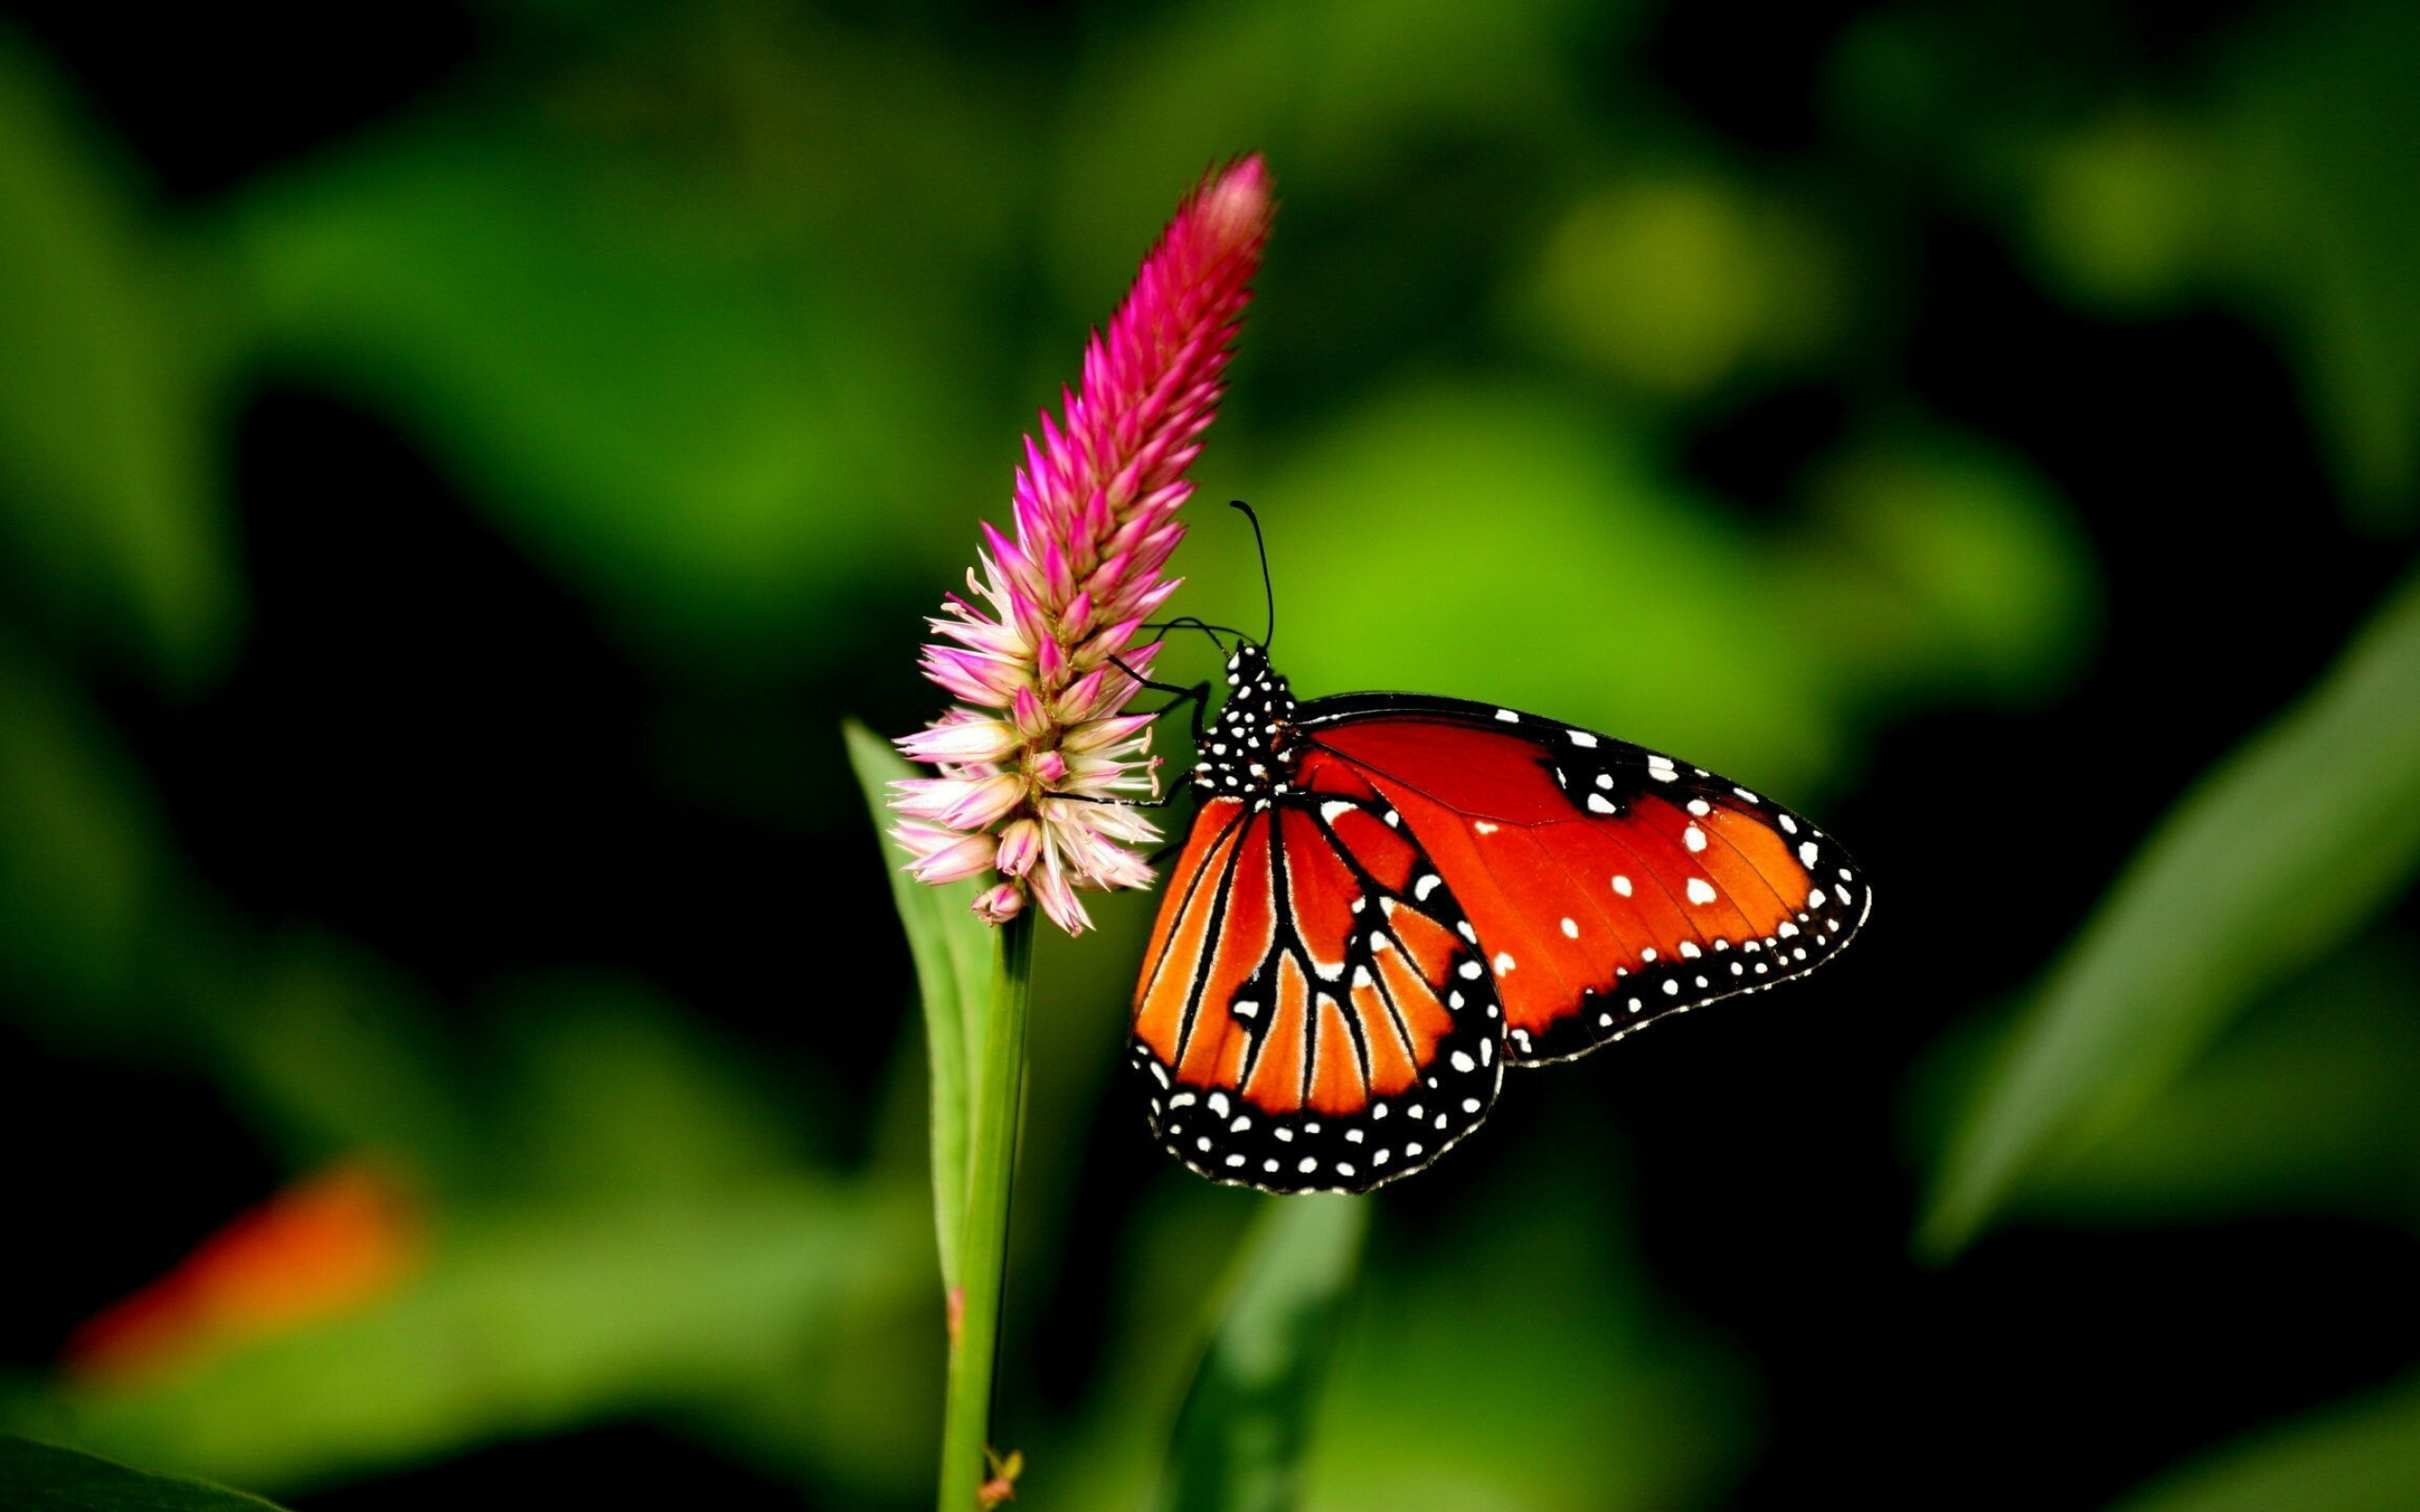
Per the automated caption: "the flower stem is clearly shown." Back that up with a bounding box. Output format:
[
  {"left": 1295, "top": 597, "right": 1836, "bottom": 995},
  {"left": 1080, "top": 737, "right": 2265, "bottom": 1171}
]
[{"left": 939, "top": 909, "right": 1034, "bottom": 1511}]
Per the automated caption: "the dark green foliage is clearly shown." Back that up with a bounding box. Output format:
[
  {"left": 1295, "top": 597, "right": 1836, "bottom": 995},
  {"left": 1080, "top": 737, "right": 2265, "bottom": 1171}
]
[{"left": 0, "top": 1438, "right": 285, "bottom": 1512}]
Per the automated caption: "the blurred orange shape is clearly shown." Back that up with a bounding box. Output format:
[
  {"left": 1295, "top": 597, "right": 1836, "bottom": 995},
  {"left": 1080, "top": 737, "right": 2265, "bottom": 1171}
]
[{"left": 63, "top": 1161, "right": 422, "bottom": 1383}]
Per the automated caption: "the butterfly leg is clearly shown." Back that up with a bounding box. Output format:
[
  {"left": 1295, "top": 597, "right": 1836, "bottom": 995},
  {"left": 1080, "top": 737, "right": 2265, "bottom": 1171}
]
[
  {"left": 1028, "top": 657, "right": 1203, "bottom": 816},
  {"left": 1111, "top": 654, "right": 1211, "bottom": 749},
  {"left": 1036, "top": 651, "right": 1211, "bottom": 818}
]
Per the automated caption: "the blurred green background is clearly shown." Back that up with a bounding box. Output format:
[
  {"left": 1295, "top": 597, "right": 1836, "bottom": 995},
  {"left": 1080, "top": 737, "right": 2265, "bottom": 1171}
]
[{"left": 3, "top": 0, "right": 2419, "bottom": 1507}]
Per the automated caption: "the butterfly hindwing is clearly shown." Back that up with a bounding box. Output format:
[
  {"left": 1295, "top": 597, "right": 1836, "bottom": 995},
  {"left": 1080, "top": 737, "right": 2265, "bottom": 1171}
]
[
  {"left": 1292, "top": 695, "right": 1870, "bottom": 1064},
  {"left": 1130, "top": 787, "right": 1508, "bottom": 1193}
]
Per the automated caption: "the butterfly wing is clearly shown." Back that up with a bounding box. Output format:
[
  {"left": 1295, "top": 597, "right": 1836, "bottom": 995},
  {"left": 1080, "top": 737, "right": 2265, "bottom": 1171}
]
[
  {"left": 1129, "top": 789, "right": 1507, "bottom": 1193},
  {"left": 1292, "top": 695, "right": 1870, "bottom": 1063}
]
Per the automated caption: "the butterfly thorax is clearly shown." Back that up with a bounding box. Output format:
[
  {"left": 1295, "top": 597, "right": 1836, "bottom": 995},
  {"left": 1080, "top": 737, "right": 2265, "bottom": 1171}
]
[{"left": 1192, "top": 644, "right": 1301, "bottom": 796}]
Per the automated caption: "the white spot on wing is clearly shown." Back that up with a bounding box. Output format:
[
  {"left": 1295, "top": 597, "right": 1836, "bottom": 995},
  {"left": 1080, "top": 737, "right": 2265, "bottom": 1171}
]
[{"left": 1686, "top": 878, "right": 1718, "bottom": 905}]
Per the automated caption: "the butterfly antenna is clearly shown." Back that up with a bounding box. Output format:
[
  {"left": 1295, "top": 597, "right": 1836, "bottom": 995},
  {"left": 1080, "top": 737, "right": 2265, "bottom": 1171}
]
[
  {"left": 1230, "top": 499, "right": 1274, "bottom": 650},
  {"left": 1141, "top": 614, "right": 1233, "bottom": 652}
]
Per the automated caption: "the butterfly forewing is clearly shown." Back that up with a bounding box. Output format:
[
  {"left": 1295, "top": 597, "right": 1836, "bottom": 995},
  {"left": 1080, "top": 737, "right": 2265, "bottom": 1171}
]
[
  {"left": 1129, "top": 788, "right": 1508, "bottom": 1194},
  {"left": 1293, "top": 696, "right": 1870, "bottom": 1063}
]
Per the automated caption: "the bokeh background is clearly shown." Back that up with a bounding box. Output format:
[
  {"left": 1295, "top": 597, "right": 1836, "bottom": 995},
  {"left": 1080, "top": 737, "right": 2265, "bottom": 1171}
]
[{"left": 5, "top": 0, "right": 2420, "bottom": 1507}]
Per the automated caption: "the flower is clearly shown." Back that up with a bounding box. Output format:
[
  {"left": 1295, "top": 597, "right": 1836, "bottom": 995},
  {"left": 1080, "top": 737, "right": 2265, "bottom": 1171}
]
[
  {"left": 893, "top": 157, "right": 1273, "bottom": 935},
  {"left": 63, "top": 1162, "right": 422, "bottom": 1383}
]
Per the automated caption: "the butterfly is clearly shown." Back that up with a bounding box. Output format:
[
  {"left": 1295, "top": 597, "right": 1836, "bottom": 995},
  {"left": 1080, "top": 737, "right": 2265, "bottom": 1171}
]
[{"left": 1128, "top": 640, "right": 1870, "bottom": 1194}]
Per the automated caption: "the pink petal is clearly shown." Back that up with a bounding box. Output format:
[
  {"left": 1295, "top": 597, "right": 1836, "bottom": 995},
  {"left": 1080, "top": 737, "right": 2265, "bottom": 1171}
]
[{"left": 903, "top": 830, "right": 1000, "bottom": 885}]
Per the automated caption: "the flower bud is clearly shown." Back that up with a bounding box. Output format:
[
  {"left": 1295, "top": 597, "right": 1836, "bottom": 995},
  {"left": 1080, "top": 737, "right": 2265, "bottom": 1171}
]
[
  {"left": 995, "top": 819, "right": 1043, "bottom": 878},
  {"left": 973, "top": 882, "right": 1026, "bottom": 923}
]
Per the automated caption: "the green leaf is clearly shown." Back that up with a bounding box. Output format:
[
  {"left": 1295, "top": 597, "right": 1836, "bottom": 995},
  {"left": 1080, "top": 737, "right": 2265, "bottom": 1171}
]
[
  {"left": 843, "top": 720, "right": 992, "bottom": 1294},
  {"left": 2214, "top": 0, "right": 2420, "bottom": 524},
  {"left": 0, "top": 29, "right": 236, "bottom": 684},
  {"left": 1303, "top": 1167, "right": 1748, "bottom": 1512},
  {"left": 1922, "top": 567, "right": 2420, "bottom": 1257},
  {"left": 1518, "top": 177, "right": 1841, "bottom": 397},
  {"left": 226, "top": 116, "right": 1001, "bottom": 664},
  {"left": 1788, "top": 425, "right": 2098, "bottom": 709},
  {"left": 16, "top": 1184, "right": 919, "bottom": 1495},
  {"left": 1157, "top": 1194, "right": 1368, "bottom": 1512},
  {"left": 0, "top": 1437, "right": 285, "bottom": 1511},
  {"left": 0, "top": 633, "right": 163, "bottom": 1025},
  {"left": 146, "top": 929, "right": 478, "bottom": 1188},
  {"left": 2112, "top": 1371, "right": 2420, "bottom": 1512},
  {"left": 489, "top": 975, "right": 811, "bottom": 1203},
  {"left": 1997, "top": 941, "right": 2420, "bottom": 1228}
]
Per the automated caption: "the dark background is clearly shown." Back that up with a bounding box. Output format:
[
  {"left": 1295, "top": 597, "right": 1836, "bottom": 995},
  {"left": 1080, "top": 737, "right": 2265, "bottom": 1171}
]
[{"left": 3, "top": 0, "right": 2418, "bottom": 1507}]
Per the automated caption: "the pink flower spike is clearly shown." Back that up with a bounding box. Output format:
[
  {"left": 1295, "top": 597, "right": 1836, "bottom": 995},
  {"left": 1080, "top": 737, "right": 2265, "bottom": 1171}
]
[{"left": 890, "top": 157, "right": 1274, "bottom": 936}]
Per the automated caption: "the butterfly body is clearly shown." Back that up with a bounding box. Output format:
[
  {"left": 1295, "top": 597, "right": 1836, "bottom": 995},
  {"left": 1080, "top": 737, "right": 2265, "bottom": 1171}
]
[{"left": 1130, "top": 644, "right": 1869, "bottom": 1194}]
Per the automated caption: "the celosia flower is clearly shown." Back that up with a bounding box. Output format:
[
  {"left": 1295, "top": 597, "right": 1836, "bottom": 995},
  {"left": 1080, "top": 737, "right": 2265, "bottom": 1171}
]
[{"left": 893, "top": 157, "right": 1273, "bottom": 935}]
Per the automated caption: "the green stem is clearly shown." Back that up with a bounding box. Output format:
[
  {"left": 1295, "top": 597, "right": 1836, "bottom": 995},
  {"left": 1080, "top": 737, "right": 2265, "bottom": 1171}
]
[{"left": 939, "top": 909, "right": 1034, "bottom": 1511}]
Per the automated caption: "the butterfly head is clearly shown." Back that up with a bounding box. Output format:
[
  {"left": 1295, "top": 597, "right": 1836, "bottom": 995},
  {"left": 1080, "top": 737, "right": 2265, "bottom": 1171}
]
[{"left": 1194, "top": 643, "right": 1299, "bottom": 795}]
